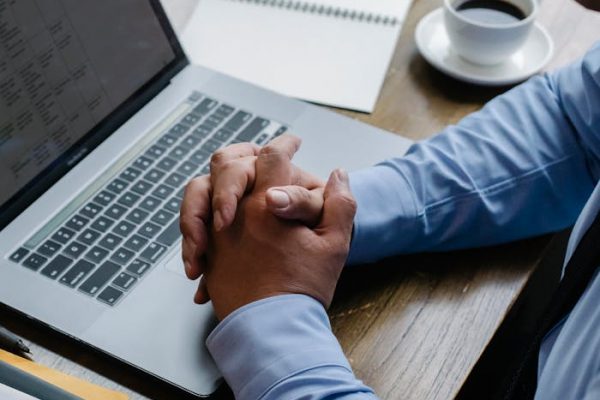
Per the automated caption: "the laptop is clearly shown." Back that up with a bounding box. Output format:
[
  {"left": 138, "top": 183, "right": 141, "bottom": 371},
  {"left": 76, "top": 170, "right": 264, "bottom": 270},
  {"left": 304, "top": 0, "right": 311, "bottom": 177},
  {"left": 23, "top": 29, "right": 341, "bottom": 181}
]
[{"left": 0, "top": 0, "right": 412, "bottom": 396}]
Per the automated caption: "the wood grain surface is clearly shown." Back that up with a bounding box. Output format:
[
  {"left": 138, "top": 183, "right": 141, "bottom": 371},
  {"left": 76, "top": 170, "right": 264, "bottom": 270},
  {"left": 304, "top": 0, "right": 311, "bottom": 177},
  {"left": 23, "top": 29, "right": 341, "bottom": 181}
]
[{"left": 1, "top": 1, "right": 600, "bottom": 399}]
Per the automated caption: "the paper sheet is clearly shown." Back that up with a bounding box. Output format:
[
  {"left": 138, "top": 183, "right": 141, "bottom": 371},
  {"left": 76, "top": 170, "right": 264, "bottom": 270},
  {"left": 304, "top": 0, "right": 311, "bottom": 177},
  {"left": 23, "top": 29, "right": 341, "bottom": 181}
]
[{"left": 181, "top": 0, "right": 413, "bottom": 112}]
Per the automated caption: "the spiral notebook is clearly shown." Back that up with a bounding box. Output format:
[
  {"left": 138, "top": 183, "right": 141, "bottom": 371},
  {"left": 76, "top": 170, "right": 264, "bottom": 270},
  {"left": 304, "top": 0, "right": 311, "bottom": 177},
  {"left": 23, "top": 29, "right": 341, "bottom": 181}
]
[{"left": 181, "top": 0, "right": 413, "bottom": 112}]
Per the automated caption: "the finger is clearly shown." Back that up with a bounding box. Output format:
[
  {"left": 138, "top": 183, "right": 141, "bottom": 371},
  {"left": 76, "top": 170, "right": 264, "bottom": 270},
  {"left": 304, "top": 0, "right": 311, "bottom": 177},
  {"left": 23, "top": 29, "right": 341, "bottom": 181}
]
[
  {"left": 318, "top": 169, "right": 357, "bottom": 240},
  {"left": 266, "top": 186, "right": 324, "bottom": 226},
  {"left": 211, "top": 157, "right": 257, "bottom": 231},
  {"left": 210, "top": 142, "right": 261, "bottom": 168},
  {"left": 193, "top": 275, "right": 211, "bottom": 304},
  {"left": 180, "top": 176, "right": 212, "bottom": 279},
  {"left": 255, "top": 134, "right": 302, "bottom": 191}
]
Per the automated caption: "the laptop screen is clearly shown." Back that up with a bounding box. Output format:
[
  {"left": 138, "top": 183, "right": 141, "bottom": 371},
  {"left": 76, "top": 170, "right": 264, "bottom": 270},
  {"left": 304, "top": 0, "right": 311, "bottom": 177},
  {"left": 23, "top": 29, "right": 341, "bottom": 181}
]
[{"left": 0, "top": 0, "right": 186, "bottom": 229}]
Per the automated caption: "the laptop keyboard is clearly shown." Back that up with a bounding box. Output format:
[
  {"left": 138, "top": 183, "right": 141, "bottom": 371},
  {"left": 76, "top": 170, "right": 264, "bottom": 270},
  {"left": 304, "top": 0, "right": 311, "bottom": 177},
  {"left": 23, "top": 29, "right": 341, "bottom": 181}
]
[{"left": 8, "top": 92, "right": 287, "bottom": 307}]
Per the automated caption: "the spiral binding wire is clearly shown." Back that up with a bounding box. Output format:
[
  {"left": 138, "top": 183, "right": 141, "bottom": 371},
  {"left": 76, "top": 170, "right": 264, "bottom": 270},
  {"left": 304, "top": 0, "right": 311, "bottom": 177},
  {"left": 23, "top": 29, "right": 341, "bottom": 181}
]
[{"left": 226, "top": 0, "right": 399, "bottom": 26}]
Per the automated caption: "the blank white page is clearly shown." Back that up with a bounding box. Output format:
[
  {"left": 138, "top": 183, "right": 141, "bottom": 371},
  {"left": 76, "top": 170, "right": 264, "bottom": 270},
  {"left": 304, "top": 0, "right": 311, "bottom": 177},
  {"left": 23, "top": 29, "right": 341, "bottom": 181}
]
[{"left": 182, "top": 0, "right": 413, "bottom": 112}]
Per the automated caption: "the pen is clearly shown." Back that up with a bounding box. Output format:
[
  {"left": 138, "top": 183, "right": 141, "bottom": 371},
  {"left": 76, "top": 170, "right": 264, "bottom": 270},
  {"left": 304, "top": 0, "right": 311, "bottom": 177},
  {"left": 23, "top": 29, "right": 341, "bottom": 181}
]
[{"left": 0, "top": 326, "right": 33, "bottom": 361}]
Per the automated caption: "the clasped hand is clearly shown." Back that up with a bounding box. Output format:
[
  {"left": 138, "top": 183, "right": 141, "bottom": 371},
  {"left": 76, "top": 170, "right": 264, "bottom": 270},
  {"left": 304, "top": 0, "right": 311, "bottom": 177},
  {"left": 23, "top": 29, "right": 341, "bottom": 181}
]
[{"left": 180, "top": 135, "right": 356, "bottom": 320}]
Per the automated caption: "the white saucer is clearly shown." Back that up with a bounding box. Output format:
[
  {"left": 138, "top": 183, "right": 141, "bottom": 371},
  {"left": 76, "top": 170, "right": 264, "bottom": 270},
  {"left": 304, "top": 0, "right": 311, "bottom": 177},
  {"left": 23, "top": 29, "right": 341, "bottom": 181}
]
[{"left": 415, "top": 8, "right": 554, "bottom": 86}]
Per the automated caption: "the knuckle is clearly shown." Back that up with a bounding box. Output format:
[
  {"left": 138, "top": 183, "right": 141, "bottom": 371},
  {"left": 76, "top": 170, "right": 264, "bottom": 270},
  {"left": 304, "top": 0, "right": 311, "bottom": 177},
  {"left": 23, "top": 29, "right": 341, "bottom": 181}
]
[{"left": 210, "top": 149, "right": 228, "bottom": 166}]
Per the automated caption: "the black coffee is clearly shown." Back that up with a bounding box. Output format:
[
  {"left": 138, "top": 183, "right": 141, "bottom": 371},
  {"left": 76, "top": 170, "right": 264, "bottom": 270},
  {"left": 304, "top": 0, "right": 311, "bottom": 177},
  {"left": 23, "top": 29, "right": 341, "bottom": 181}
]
[{"left": 455, "top": 0, "right": 527, "bottom": 24}]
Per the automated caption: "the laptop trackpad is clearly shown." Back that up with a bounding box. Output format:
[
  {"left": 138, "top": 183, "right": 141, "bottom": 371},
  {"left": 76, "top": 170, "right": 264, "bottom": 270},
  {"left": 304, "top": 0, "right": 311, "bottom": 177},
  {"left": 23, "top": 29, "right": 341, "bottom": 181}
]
[
  {"left": 165, "top": 251, "right": 188, "bottom": 278},
  {"left": 82, "top": 261, "right": 220, "bottom": 395}
]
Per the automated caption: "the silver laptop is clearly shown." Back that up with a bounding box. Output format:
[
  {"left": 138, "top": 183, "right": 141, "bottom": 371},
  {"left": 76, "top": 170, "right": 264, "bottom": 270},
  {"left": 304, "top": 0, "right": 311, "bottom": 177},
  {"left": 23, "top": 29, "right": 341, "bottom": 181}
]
[{"left": 0, "top": 0, "right": 412, "bottom": 396}]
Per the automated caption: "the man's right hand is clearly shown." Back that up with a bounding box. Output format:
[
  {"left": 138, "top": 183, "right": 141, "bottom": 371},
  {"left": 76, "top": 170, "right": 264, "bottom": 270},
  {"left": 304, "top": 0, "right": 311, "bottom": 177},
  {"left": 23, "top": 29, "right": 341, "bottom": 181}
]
[{"left": 180, "top": 135, "right": 327, "bottom": 303}]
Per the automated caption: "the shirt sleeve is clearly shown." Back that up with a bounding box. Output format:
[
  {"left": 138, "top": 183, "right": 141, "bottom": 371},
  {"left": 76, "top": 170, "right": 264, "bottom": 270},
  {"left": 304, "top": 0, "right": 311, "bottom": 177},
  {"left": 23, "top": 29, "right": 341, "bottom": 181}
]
[
  {"left": 206, "top": 294, "right": 377, "bottom": 400},
  {"left": 348, "top": 42, "right": 600, "bottom": 265}
]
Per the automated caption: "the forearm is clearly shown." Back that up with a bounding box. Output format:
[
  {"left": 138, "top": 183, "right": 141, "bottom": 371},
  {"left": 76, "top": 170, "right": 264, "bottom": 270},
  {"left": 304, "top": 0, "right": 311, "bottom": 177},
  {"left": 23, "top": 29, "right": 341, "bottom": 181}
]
[
  {"left": 348, "top": 43, "right": 600, "bottom": 264},
  {"left": 207, "top": 295, "right": 377, "bottom": 400}
]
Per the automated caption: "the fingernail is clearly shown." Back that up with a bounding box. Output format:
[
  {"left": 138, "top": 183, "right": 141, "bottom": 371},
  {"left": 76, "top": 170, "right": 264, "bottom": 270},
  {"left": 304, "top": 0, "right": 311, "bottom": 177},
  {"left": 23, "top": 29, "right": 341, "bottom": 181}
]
[
  {"left": 336, "top": 169, "right": 349, "bottom": 184},
  {"left": 214, "top": 210, "right": 224, "bottom": 231},
  {"left": 268, "top": 189, "right": 290, "bottom": 209}
]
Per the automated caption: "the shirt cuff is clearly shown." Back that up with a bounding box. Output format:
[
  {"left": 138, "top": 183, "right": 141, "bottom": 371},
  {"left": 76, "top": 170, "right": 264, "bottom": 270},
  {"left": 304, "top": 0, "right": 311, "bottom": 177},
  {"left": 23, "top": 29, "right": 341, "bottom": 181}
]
[
  {"left": 206, "top": 294, "right": 353, "bottom": 400},
  {"left": 347, "top": 162, "right": 418, "bottom": 265}
]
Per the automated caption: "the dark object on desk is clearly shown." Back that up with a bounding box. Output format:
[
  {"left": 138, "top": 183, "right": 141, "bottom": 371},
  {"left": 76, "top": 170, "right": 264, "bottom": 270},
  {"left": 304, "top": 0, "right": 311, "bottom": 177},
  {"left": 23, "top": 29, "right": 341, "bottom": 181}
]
[
  {"left": 0, "top": 359, "right": 83, "bottom": 400},
  {"left": 0, "top": 327, "right": 32, "bottom": 360}
]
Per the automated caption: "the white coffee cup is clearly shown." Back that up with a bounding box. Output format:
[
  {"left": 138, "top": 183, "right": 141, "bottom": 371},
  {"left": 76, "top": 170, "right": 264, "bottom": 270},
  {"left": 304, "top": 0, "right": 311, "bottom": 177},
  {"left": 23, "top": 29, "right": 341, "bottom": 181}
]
[{"left": 443, "top": 0, "right": 538, "bottom": 65}]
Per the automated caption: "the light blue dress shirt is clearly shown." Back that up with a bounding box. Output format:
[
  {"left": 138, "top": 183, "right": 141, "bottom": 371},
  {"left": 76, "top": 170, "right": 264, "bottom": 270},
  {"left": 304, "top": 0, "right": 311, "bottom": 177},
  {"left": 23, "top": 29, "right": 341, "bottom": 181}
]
[{"left": 206, "top": 42, "right": 600, "bottom": 399}]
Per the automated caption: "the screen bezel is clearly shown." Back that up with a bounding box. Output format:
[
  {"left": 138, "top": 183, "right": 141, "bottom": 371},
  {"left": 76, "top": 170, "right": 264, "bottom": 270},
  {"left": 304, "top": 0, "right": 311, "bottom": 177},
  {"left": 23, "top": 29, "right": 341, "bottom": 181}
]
[{"left": 0, "top": 0, "right": 189, "bottom": 231}]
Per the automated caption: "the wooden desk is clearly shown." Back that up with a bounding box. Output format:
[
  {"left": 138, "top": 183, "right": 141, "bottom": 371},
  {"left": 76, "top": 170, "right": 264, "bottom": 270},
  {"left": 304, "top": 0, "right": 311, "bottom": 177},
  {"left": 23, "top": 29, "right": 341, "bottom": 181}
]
[{"left": 1, "top": 1, "right": 599, "bottom": 399}]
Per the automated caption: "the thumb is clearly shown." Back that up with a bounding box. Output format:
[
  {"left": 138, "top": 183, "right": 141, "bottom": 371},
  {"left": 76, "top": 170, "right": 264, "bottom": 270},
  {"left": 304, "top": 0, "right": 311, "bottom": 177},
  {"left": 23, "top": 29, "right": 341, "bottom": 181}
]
[{"left": 319, "top": 169, "right": 356, "bottom": 240}]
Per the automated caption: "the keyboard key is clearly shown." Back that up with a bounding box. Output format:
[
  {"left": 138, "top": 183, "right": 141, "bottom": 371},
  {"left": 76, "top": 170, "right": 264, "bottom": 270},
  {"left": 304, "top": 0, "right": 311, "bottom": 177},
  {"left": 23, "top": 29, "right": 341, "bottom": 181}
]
[
  {"left": 255, "top": 132, "right": 269, "bottom": 145},
  {"left": 22, "top": 253, "right": 47, "bottom": 271},
  {"left": 138, "top": 222, "right": 161, "bottom": 239},
  {"left": 214, "top": 128, "right": 234, "bottom": 142},
  {"left": 200, "top": 164, "right": 210, "bottom": 175},
  {"left": 112, "top": 272, "right": 137, "bottom": 291},
  {"left": 111, "top": 247, "right": 135, "bottom": 265},
  {"left": 140, "top": 242, "right": 167, "bottom": 263},
  {"left": 188, "top": 91, "right": 202, "bottom": 102},
  {"left": 85, "top": 246, "right": 109, "bottom": 264},
  {"left": 106, "top": 178, "right": 128, "bottom": 195},
  {"left": 123, "top": 235, "right": 148, "bottom": 252},
  {"left": 151, "top": 210, "right": 174, "bottom": 226},
  {"left": 236, "top": 117, "right": 270, "bottom": 142},
  {"left": 145, "top": 144, "right": 167, "bottom": 159},
  {"left": 127, "top": 259, "right": 151, "bottom": 276},
  {"left": 165, "top": 172, "right": 186, "bottom": 188},
  {"left": 190, "top": 149, "right": 210, "bottom": 165},
  {"left": 9, "top": 248, "right": 29, "bottom": 263},
  {"left": 78, "top": 229, "right": 101, "bottom": 246},
  {"left": 156, "top": 217, "right": 181, "bottom": 247},
  {"left": 63, "top": 241, "right": 88, "bottom": 259},
  {"left": 181, "top": 135, "right": 201, "bottom": 149},
  {"left": 133, "top": 156, "right": 154, "bottom": 171},
  {"left": 152, "top": 184, "right": 174, "bottom": 199},
  {"left": 117, "top": 191, "right": 140, "bottom": 208},
  {"left": 169, "top": 146, "right": 190, "bottom": 161},
  {"left": 273, "top": 126, "right": 287, "bottom": 138},
  {"left": 164, "top": 197, "right": 182, "bottom": 213},
  {"left": 168, "top": 123, "right": 190, "bottom": 138},
  {"left": 126, "top": 208, "right": 149, "bottom": 224},
  {"left": 131, "top": 180, "right": 153, "bottom": 195},
  {"left": 206, "top": 114, "right": 224, "bottom": 127},
  {"left": 66, "top": 214, "right": 89, "bottom": 231},
  {"left": 97, "top": 286, "right": 124, "bottom": 306},
  {"left": 60, "top": 259, "right": 94, "bottom": 287},
  {"left": 98, "top": 233, "right": 122, "bottom": 250},
  {"left": 177, "top": 161, "right": 198, "bottom": 176},
  {"left": 176, "top": 186, "right": 186, "bottom": 198},
  {"left": 143, "top": 168, "right": 165, "bottom": 184},
  {"left": 192, "top": 98, "right": 217, "bottom": 116},
  {"left": 113, "top": 220, "right": 136, "bottom": 237},
  {"left": 79, "top": 261, "right": 120, "bottom": 295},
  {"left": 120, "top": 167, "right": 142, "bottom": 182},
  {"left": 182, "top": 113, "right": 200, "bottom": 126},
  {"left": 192, "top": 124, "right": 214, "bottom": 139},
  {"left": 52, "top": 227, "right": 76, "bottom": 244},
  {"left": 139, "top": 196, "right": 161, "bottom": 212},
  {"left": 225, "top": 110, "right": 252, "bottom": 131},
  {"left": 215, "top": 104, "right": 235, "bottom": 117},
  {"left": 201, "top": 139, "right": 221, "bottom": 154},
  {"left": 157, "top": 157, "right": 178, "bottom": 172},
  {"left": 91, "top": 216, "right": 115, "bottom": 233},
  {"left": 38, "top": 240, "right": 62, "bottom": 257},
  {"left": 80, "top": 202, "right": 103, "bottom": 219},
  {"left": 157, "top": 134, "right": 178, "bottom": 148},
  {"left": 40, "top": 255, "right": 73, "bottom": 279},
  {"left": 94, "top": 190, "right": 116, "bottom": 206},
  {"left": 106, "top": 203, "right": 128, "bottom": 220}
]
